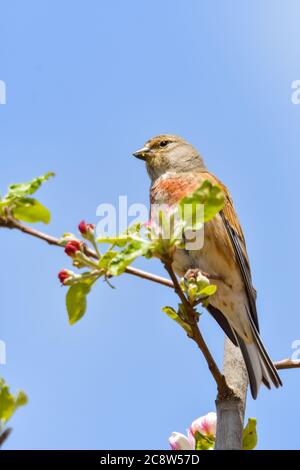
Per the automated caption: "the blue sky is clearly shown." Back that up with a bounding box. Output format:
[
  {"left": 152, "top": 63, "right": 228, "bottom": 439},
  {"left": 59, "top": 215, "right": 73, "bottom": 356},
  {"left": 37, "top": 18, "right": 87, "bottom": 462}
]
[{"left": 1, "top": 0, "right": 300, "bottom": 450}]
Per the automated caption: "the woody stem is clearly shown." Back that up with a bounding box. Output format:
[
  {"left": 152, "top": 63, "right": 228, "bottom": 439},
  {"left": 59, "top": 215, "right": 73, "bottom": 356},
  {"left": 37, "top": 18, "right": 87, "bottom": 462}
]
[{"left": 162, "top": 257, "right": 232, "bottom": 399}]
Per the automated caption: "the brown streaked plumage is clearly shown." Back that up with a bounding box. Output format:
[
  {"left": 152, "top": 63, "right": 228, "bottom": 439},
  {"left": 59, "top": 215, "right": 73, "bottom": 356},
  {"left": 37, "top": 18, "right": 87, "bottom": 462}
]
[{"left": 133, "top": 134, "right": 282, "bottom": 399}]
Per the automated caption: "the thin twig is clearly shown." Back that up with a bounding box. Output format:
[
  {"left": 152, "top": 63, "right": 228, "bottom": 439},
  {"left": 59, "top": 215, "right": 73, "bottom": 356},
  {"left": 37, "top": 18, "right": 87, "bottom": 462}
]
[
  {"left": 1, "top": 216, "right": 59, "bottom": 245},
  {"left": 125, "top": 266, "right": 174, "bottom": 288},
  {"left": 0, "top": 216, "right": 174, "bottom": 288},
  {"left": 274, "top": 359, "right": 300, "bottom": 370},
  {"left": 0, "top": 215, "right": 222, "bottom": 288}
]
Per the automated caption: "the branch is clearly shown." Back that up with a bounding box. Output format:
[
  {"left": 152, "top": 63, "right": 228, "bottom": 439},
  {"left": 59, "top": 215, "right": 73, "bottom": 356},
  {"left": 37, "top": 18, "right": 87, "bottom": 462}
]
[
  {"left": 215, "top": 339, "right": 248, "bottom": 450},
  {"left": 1, "top": 215, "right": 223, "bottom": 289},
  {"left": 2, "top": 217, "right": 299, "bottom": 372},
  {"left": 163, "top": 257, "right": 232, "bottom": 400},
  {"left": 2, "top": 215, "right": 299, "bottom": 362},
  {"left": 0, "top": 216, "right": 174, "bottom": 288},
  {"left": 274, "top": 359, "right": 300, "bottom": 370},
  {"left": 2, "top": 214, "right": 300, "bottom": 451},
  {"left": 215, "top": 353, "right": 300, "bottom": 449},
  {"left": 0, "top": 215, "right": 235, "bottom": 396},
  {"left": 1, "top": 216, "right": 234, "bottom": 393}
]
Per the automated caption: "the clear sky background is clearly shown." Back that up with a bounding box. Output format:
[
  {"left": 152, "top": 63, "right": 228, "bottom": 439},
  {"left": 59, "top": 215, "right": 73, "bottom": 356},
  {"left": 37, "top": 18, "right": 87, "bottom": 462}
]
[{"left": 1, "top": 0, "right": 300, "bottom": 450}]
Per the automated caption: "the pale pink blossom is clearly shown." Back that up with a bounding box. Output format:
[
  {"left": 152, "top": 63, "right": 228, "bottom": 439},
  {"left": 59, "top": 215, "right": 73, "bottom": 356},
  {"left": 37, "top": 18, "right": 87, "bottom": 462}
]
[
  {"left": 168, "top": 432, "right": 194, "bottom": 450},
  {"left": 190, "top": 412, "right": 217, "bottom": 438}
]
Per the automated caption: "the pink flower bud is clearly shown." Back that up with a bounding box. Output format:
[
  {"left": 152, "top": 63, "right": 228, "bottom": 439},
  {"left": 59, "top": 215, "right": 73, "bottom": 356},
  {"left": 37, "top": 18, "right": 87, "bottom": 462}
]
[
  {"left": 168, "top": 432, "right": 194, "bottom": 450},
  {"left": 190, "top": 412, "right": 217, "bottom": 438},
  {"left": 64, "top": 240, "right": 82, "bottom": 257},
  {"left": 58, "top": 269, "right": 72, "bottom": 285},
  {"left": 78, "top": 220, "right": 94, "bottom": 236}
]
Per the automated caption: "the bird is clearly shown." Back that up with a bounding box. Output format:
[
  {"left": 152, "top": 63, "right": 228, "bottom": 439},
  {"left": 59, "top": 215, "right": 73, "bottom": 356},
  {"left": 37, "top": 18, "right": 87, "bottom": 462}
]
[{"left": 133, "top": 134, "right": 282, "bottom": 399}]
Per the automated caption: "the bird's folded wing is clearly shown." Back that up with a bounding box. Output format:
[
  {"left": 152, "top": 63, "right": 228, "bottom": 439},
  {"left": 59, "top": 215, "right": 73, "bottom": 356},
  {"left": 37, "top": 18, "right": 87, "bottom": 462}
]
[{"left": 200, "top": 171, "right": 259, "bottom": 331}]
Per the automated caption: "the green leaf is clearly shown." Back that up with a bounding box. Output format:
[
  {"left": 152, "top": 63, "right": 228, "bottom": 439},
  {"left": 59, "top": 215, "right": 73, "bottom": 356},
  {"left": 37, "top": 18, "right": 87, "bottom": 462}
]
[
  {"left": 0, "top": 379, "right": 28, "bottom": 425},
  {"left": 194, "top": 431, "right": 215, "bottom": 450},
  {"left": 15, "top": 390, "right": 28, "bottom": 408},
  {"left": 199, "top": 285, "right": 217, "bottom": 297},
  {"left": 66, "top": 282, "right": 92, "bottom": 325},
  {"left": 98, "top": 251, "right": 118, "bottom": 269},
  {"left": 0, "top": 384, "right": 15, "bottom": 423},
  {"left": 202, "top": 182, "right": 225, "bottom": 222},
  {"left": 5, "top": 172, "right": 54, "bottom": 200},
  {"left": 108, "top": 240, "right": 151, "bottom": 276},
  {"left": 97, "top": 223, "right": 142, "bottom": 247},
  {"left": 162, "top": 306, "right": 192, "bottom": 336},
  {"left": 123, "top": 222, "right": 142, "bottom": 235},
  {"left": 180, "top": 180, "right": 225, "bottom": 225},
  {"left": 97, "top": 236, "right": 132, "bottom": 247},
  {"left": 12, "top": 198, "right": 51, "bottom": 224},
  {"left": 242, "top": 418, "right": 257, "bottom": 450}
]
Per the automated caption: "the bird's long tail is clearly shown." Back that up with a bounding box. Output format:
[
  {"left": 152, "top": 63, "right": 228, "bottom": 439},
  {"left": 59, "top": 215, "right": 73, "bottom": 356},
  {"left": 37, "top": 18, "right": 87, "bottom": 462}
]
[
  {"left": 207, "top": 303, "right": 282, "bottom": 399},
  {"left": 235, "top": 309, "right": 282, "bottom": 399}
]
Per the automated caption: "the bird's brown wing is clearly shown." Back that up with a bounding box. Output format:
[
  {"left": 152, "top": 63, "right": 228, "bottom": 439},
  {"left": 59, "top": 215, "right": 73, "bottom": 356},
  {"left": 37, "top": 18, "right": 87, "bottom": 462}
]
[{"left": 200, "top": 171, "right": 259, "bottom": 331}]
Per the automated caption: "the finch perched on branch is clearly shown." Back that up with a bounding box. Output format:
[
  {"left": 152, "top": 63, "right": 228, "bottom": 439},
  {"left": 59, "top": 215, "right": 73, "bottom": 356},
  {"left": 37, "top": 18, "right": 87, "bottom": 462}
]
[{"left": 133, "top": 134, "right": 282, "bottom": 399}]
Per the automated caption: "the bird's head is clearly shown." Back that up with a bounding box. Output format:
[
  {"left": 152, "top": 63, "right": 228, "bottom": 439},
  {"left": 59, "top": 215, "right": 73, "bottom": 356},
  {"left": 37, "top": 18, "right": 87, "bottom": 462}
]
[{"left": 132, "top": 134, "right": 205, "bottom": 181}]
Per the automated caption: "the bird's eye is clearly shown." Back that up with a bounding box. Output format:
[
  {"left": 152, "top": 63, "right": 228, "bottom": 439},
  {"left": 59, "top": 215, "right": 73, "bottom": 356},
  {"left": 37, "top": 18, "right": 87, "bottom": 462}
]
[{"left": 159, "top": 140, "right": 169, "bottom": 148}]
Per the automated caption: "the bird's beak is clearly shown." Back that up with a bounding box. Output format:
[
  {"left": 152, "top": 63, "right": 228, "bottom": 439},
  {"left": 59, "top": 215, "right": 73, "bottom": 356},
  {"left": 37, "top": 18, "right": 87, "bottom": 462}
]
[{"left": 132, "top": 146, "right": 151, "bottom": 161}]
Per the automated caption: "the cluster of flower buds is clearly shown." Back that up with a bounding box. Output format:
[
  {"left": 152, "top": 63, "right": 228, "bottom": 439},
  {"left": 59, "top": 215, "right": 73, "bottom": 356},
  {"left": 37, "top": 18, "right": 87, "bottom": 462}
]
[
  {"left": 169, "top": 412, "right": 217, "bottom": 451},
  {"left": 58, "top": 221, "right": 97, "bottom": 285}
]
